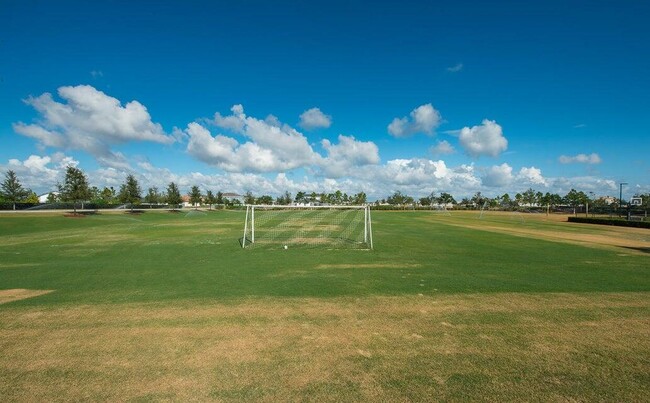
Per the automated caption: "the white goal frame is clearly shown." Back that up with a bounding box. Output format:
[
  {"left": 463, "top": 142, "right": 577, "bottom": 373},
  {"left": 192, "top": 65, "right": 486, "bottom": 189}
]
[{"left": 242, "top": 205, "right": 373, "bottom": 249}]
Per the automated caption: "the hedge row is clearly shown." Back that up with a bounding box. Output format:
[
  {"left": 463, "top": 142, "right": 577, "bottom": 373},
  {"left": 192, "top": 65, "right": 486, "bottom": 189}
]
[{"left": 568, "top": 216, "right": 650, "bottom": 229}]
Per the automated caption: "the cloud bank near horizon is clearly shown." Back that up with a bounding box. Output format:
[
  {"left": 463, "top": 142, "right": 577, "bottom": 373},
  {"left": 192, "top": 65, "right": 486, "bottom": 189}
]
[{"left": 5, "top": 85, "right": 637, "bottom": 199}]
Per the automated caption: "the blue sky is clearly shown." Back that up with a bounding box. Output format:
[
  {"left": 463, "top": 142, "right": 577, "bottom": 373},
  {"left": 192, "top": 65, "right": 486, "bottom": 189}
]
[{"left": 1, "top": 0, "right": 648, "bottom": 200}]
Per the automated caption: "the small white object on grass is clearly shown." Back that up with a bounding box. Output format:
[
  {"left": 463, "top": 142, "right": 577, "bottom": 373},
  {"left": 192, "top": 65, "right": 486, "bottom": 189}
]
[{"left": 283, "top": 245, "right": 288, "bottom": 250}]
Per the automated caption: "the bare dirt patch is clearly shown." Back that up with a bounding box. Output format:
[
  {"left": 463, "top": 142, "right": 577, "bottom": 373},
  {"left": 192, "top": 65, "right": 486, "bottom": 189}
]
[{"left": 0, "top": 289, "right": 53, "bottom": 304}]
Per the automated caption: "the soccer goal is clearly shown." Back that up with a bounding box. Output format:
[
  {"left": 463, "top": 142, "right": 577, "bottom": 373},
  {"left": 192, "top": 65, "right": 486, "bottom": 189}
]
[{"left": 242, "top": 205, "right": 373, "bottom": 250}]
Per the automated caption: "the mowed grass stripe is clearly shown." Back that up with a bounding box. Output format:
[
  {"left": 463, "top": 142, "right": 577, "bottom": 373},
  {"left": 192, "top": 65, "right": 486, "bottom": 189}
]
[{"left": 0, "top": 210, "right": 648, "bottom": 306}]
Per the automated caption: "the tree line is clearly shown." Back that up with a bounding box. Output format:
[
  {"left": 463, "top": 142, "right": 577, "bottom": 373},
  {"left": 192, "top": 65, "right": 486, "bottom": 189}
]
[
  {"left": 2, "top": 167, "right": 649, "bottom": 210},
  {"left": 241, "top": 190, "right": 368, "bottom": 206},
  {"left": 0, "top": 167, "right": 368, "bottom": 210},
  {"left": 380, "top": 188, "right": 649, "bottom": 209}
]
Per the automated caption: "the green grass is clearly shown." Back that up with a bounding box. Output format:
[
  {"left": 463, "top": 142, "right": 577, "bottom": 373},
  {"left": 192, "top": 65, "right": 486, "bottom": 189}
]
[{"left": 0, "top": 210, "right": 648, "bottom": 401}]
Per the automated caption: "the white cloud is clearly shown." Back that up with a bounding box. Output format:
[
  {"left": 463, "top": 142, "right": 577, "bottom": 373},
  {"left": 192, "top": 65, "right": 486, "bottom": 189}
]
[
  {"left": 13, "top": 85, "right": 173, "bottom": 168},
  {"left": 447, "top": 63, "right": 463, "bottom": 73},
  {"left": 187, "top": 106, "right": 322, "bottom": 172},
  {"left": 353, "top": 159, "right": 480, "bottom": 197},
  {"left": 430, "top": 140, "right": 455, "bottom": 156},
  {"left": 388, "top": 103, "right": 442, "bottom": 137},
  {"left": 458, "top": 119, "right": 508, "bottom": 158},
  {"left": 195, "top": 106, "right": 383, "bottom": 176},
  {"left": 482, "top": 163, "right": 514, "bottom": 187},
  {"left": 12, "top": 123, "right": 66, "bottom": 148},
  {"left": 517, "top": 166, "right": 547, "bottom": 186},
  {"left": 558, "top": 153, "right": 601, "bottom": 164},
  {"left": 299, "top": 107, "right": 332, "bottom": 130},
  {"left": 320, "top": 135, "right": 380, "bottom": 178},
  {"left": 213, "top": 104, "right": 246, "bottom": 133}
]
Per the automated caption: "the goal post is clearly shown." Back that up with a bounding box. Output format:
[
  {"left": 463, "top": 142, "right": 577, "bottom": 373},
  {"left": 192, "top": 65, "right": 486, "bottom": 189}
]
[{"left": 242, "top": 205, "right": 373, "bottom": 250}]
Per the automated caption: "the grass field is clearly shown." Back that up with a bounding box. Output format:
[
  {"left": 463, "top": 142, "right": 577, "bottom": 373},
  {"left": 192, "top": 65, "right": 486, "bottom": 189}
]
[{"left": 1, "top": 209, "right": 649, "bottom": 401}]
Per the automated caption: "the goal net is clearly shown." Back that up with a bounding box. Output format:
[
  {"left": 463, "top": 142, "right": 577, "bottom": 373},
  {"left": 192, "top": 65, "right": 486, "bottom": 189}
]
[{"left": 242, "top": 205, "right": 373, "bottom": 249}]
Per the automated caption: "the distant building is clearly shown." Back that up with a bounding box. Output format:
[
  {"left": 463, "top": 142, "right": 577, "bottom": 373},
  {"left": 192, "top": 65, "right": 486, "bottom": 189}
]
[
  {"left": 600, "top": 196, "right": 617, "bottom": 205},
  {"left": 181, "top": 195, "right": 200, "bottom": 208},
  {"left": 222, "top": 192, "right": 241, "bottom": 203}
]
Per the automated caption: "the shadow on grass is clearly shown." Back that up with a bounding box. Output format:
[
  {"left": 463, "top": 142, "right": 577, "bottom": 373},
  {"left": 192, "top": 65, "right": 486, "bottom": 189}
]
[{"left": 623, "top": 246, "right": 650, "bottom": 254}]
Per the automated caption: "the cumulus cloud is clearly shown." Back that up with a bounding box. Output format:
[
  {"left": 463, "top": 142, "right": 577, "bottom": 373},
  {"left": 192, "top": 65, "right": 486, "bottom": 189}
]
[
  {"left": 430, "top": 140, "right": 455, "bottom": 156},
  {"left": 481, "top": 164, "right": 549, "bottom": 190},
  {"left": 196, "top": 105, "right": 384, "bottom": 176},
  {"left": 482, "top": 163, "right": 513, "bottom": 187},
  {"left": 558, "top": 153, "right": 602, "bottom": 164},
  {"left": 388, "top": 103, "right": 442, "bottom": 137},
  {"left": 518, "top": 166, "right": 547, "bottom": 186},
  {"left": 351, "top": 159, "right": 481, "bottom": 197},
  {"left": 188, "top": 106, "right": 321, "bottom": 172},
  {"left": 213, "top": 104, "right": 246, "bottom": 133},
  {"left": 299, "top": 107, "right": 332, "bottom": 130},
  {"left": 458, "top": 119, "right": 508, "bottom": 158},
  {"left": 320, "top": 135, "right": 380, "bottom": 178},
  {"left": 13, "top": 85, "right": 173, "bottom": 168}
]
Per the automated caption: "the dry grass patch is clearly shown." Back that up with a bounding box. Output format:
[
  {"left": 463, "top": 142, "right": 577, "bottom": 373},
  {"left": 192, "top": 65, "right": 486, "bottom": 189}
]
[
  {"left": 0, "top": 263, "right": 41, "bottom": 270},
  {"left": 1, "top": 293, "right": 648, "bottom": 401},
  {"left": 427, "top": 214, "right": 650, "bottom": 254},
  {"left": 316, "top": 263, "right": 423, "bottom": 269},
  {"left": 0, "top": 289, "right": 53, "bottom": 304}
]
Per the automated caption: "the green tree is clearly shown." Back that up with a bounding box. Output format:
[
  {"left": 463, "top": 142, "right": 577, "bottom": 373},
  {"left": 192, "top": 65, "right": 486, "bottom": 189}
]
[
  {"left": 205, "top": 190, "right": 215, "bottom": 210},
  {"left": 118, "top": 174, "right": 142, "bottom": 212},
  {"left": 144, "top": 187, "right": 161, "bottom": 208},
  {"left": 1, "top": 170, "right": 30, "bottom": 210},
  {"left": 215, "top": 191, "right": 224, "bottom": 205},
  {"left": 46, "top": 192, "right": 59, "bottom": 203},
  {"left": 419, "top": 192, "right": 436, "bottom": 207},
  {"left": 471, "top": 192, "right": 487, "bottom": 208},
  {"left": 295, "top": 191, "right": 307, "bottom": 204},
  {"left": 332, "top": 190, "right": 343, "bottom": 205},
  {"left": 387, "top": 191, "right": 413, "bottom": 206},
  {"left": 166, "top": 182, "right": 182, "bottom": 210},
  {"left": 244, "top": 191, "right": 255, "bottom": 205},
  {"left": 257, "top": 195, "right": 273, "bottom": 204},
  {"left": 500, "top": 193, "right": 512, "bottom": 208},
  {"left": 438, "top": 192, "right": 456, "bottom": 205},
  {"left": 281, "top": 191, "right": 292, "bottom": 205},
  {"left": 352, "top": 191, "right": 367, "bottom": 205},
  {"left": 59, "top": 166, "right": 91, "bottom": 213},
  {"left": 521, "top": 188, "right": 537, "bottom": 206},
  {"left": 189, "top": 185, "right": 202, "bottom": 209},
  {"left": 24, "top": 191, "right": 39, "bottom": 204},
  {"left": 100, "top": 187, "right": 116, "bottom": 205}
]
